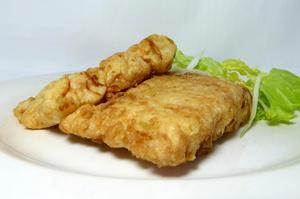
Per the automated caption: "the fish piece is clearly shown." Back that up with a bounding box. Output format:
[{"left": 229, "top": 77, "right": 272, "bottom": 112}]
[
  {"left": 59, "top": 73, "right": 252, "bottom": 167},
  {"left": 14, "top": 34, "right": 176, "bottom": 129}
]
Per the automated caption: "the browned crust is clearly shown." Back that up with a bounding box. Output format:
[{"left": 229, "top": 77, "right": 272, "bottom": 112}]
[
  {"left": 60, "top": 73, "right": 252, "bottom": 167},
  {"left": 14, "top": 34, "right": 176, "bottom": 129}
]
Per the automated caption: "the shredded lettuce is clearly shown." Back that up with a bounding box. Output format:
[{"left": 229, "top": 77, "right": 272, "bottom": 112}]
[
  {"left": 240, "top": 73, "right": 262, "bottom": 137},
  {"left": 173, "top": 49, "right": 300, "bottom": 135}
]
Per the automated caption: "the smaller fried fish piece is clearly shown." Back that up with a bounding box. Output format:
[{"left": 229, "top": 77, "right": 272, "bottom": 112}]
[
  {"left": 60, "top": 73, "right": 252, "bottom": 167},
  {"left": 14, "top": 34, "right": 176, "bottom": 129}
]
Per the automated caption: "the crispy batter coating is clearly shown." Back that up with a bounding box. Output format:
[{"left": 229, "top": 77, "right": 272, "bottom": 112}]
[
  {"left": 59, "top": 73, "right": 252, "bottom": 167},
  {"left": 14, "top": 34, "right": 176, "bottom": 129}
]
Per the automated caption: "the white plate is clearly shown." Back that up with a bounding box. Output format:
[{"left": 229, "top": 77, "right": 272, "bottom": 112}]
[{"left": 0, "top": 73, "right": 300, "bottom": 199}]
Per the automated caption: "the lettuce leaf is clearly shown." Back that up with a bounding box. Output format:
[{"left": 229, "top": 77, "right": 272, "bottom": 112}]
[
  {"left": 195, "top": 57, "right": 225, "bottom": 77},
  {"left": 173, "top": 49, "right": 300, "bottom": 134},
  {"left": 173, "top": 50, "right": 193, "bottom": 68},
  {"left": 259, "top": 68, "right": 300, "bottom": 123}
]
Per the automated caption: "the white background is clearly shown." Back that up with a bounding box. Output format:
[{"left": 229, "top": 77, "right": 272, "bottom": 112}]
[{"left": 0, "top": 0, "right": 299, "bottom": 81}]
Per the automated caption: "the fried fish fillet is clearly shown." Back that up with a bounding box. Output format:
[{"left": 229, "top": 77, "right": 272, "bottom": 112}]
[
  {"left": 59, "top": 73, "right": 252, "bottom": 167},
  {"left": 14, "top": 34, "right": 176, "bottom": 129}
]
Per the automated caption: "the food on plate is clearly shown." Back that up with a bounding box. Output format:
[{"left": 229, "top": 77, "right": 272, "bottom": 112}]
[
  {"left": 14, "top": 34, "right": 176, "bottom": 129},
  {"left": 174, "top": 49, "right": 300, "bottom": 135},
  {"left": 59, "top": 73, "right": 251, "bottom": 167},
  {"left": 13, "top": 33, "right": 300, "bottom": 167}
]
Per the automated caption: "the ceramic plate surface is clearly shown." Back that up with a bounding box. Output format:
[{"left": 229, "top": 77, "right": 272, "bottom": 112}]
[{"left": 0, "top": 74, "right": 300, "bottom": 198}]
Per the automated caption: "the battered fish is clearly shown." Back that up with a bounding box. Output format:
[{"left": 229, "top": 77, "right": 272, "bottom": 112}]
[
  {"left": 59, "top": 73, "right": 252, "bottom": 167},
  {"left": 14, "top": 34, "right": 176, "bottom": 129}
]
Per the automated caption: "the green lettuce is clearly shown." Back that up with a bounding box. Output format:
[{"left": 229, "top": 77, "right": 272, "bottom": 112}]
[
  {"left": 173, "top": 49, "right": 300, "bottom": 135},
  {"left": 260, "top": 69, "right": 300, "bottom": 123}
]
